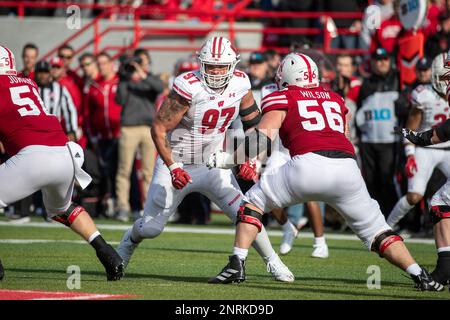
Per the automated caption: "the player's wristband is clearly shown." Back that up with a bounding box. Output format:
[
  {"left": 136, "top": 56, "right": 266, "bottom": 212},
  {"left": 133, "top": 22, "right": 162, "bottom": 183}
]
[
  {"left": 404, "top": 144, "right": 415, "bottom": 157},
  {"left": 168, "top": 163, "right": 181, "bottom": 172}
]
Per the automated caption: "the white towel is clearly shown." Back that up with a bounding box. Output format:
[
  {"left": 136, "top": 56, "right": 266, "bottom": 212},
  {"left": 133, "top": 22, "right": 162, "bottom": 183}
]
[{"left": 66, "top": 141, "right": 92, "bottom": 189}]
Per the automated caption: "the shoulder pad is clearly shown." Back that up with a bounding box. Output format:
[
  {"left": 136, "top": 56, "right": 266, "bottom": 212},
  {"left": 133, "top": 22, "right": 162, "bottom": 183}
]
[{"left": 172, "top": 72, "right": 200, "bottom": 101}]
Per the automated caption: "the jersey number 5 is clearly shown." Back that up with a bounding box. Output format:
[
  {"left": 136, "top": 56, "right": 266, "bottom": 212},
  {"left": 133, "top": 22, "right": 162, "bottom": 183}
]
[
  {"left": 10, "top": 85, "right": 48, "bottom": 117},
  {"left": 297, "top": 100, "right": 344, "bottom": 133}
]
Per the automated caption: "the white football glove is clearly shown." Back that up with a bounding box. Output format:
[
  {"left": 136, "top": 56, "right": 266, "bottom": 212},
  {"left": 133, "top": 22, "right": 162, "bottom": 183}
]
[{"left": 206, "top": 150, "right": 235, "bottom": 169}]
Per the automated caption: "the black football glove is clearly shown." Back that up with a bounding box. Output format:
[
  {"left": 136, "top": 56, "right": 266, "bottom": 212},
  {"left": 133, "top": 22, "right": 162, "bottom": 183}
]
[{"left": 393, "top": 126, "right": 433, "bottom": 147}]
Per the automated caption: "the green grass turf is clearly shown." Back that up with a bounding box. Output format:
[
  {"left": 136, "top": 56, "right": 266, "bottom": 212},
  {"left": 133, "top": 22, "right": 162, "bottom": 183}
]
[{"left": 0, "top": 220, "right": 449, "bottom": 300}]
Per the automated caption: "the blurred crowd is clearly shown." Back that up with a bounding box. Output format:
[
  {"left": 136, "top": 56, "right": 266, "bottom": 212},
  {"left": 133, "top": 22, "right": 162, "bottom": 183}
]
[{"left": 1, "top": 0, "right": 450, "bottom": 238}]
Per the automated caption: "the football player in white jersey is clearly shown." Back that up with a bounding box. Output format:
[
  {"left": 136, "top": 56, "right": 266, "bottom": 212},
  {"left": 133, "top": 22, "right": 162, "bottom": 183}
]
[
  {"left": 117, "top": 37, "right": 294, "bottom": 282},
  {"left": 259, "top": 82, "right": 329, "bottom": 258},
  {"left": 395, "top": 51, "right": 450, "bottom": 286},
  {"left": 388, "top": 53, "right": 450, "bottom": 228}
]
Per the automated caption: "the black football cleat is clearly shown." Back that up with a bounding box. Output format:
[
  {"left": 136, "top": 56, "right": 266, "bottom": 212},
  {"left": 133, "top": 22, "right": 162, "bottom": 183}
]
[
  {"left": 96, "top": 245, "right": 124, "bottom": 281},
  {"left": 0, "top": 259, "right": 4, "bottom": 280},
  {"left": 411, "top": 267, "right": 444, "bottom": 292},
  {"left": 208, "top": 255, "right": 246, "bottom": 284}
]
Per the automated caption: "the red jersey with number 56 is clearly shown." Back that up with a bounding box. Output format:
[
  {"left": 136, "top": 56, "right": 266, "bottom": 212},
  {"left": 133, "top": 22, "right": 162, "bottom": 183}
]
[
  {"left": 261, "top": 85, "right": 354, "bottom": 157},
  {"left": 0, "top": 75, "right": 68, "bottom": 156}
]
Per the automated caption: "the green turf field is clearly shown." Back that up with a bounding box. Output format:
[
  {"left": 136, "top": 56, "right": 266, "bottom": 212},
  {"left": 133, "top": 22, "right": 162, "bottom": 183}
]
[{"left": 0, "top": 216, "right": 448, "bottom": 300}]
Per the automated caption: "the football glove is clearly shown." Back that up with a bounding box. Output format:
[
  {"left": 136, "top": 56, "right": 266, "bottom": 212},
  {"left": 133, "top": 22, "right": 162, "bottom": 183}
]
[
  {"left": 169, "top": 164, "right": 192, "bottom": 189},
  {"left": 238, "top": 159, "right": 260, "bottom": 181},
  {"left": 405, "top": 155, "right": 417, "bottom": 178},
  {"left": 394, "top": 126, "right": 433, "bottom": 147}
]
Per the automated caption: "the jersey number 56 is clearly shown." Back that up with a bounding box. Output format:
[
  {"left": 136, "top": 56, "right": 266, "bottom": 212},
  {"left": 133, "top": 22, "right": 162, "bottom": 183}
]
[{"left": 297, "top": 100, "right": 344, "bottom": 133}]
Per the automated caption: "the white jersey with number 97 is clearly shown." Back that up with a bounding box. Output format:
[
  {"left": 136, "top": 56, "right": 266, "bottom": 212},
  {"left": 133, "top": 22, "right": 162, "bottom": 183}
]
[{"left": 169, "top": 69, "right": 251, "bottom": 164}]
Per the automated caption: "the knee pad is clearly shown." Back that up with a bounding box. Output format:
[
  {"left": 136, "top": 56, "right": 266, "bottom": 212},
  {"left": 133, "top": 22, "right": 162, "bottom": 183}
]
[
  {"left": 52, "top": 203, "right": 84, "bottom": 226},
  {"left": 371, "top": 230, "right": 403, "bottom": 258},
  {"left": 430, "top": 205, "right": 450, "bottom": 224},
  {"left": 236, "top": 205, "right": 263, "bottom": 232}
]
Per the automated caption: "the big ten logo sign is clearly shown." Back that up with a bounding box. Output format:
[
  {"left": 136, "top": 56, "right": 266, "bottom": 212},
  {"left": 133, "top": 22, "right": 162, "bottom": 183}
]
[
  {"left": 364, "top": 108, "right": 391, "bottom": 121},
  {"left": 401, "top": 0, "right": 419, "bottom": 16}
]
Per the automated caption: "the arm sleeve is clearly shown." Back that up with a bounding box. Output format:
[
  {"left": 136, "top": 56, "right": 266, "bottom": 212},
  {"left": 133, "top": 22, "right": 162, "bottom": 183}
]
[
  {"left": 115, "top": 80, "right": 129, "bottom": 106},
  {"left": 435, "top": 119, "right": 450, "bottom": 143},
  {"left": 127, "top": 75, "right": 164, "bottom": 93}
]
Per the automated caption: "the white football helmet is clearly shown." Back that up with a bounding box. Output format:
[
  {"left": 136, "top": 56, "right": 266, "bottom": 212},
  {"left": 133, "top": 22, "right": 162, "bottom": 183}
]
[
  {"left": 0, "top": 45, "right": 16, "bottom": 76},
  {"left": 275, "top": 53, "right": 319, "bottom": 89},
  {"left": 198, "top": 37, "right": 240, "bottom": 89},
  {"left": 433, "top": 52, "right": 450, "bottom": 95}
]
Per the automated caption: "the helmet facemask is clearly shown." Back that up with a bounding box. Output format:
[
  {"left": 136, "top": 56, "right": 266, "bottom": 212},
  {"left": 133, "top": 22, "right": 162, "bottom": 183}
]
[
  {"left": 432, "top": 53, "right": 450, "bottom": 95},
  {"left": 200, "top": 61, "right": 238, "bottom": 89}
]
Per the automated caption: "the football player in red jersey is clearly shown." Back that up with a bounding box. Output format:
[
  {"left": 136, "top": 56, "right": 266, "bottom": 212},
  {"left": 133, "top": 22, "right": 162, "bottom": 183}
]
[
  {"left": 0, "top": 45, "right": 123, "bottom": 281},
  {"left": 207, "top": 53, "right": 443, "bottom": 291}
]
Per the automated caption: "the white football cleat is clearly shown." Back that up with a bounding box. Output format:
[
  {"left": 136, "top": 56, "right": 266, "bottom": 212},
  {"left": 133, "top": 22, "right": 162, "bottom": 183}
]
[
  {"left": 311, "top": 243, "right": 329, "bottom": 259},
  {"left": 117, "top": 228, "right": 139, "bottom": 268},
  {"left": 266, "top": 254, "right": 295, "bottom": 283},
  {"left": 279, "top": 222, "right": 299, "bottom": 255}
]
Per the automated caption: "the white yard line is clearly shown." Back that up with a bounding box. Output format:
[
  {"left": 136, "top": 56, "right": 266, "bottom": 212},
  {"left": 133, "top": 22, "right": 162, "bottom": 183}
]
[
  {"left": 0, "top": 221, "right": 436, "bottom": 245},
  {"left": 32, "top": 294, "right": 114, "bottom": 300}
]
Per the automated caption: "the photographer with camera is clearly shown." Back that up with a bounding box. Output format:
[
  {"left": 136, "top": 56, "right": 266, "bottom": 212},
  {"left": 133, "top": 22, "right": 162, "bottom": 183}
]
[{"left": 115, "top": 48, "right": 163, "bottom": 222}]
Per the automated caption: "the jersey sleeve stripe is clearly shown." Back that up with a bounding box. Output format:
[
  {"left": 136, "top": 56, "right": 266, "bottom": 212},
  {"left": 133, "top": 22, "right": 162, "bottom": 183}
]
[
  {"left": 262, "top": 96, "right": 288, "bottom": 104},
  {"left": 173, "top": 84, "right": 192, "bottom": 100},
  {"left": 261, "top": 94, "right": 287, "bottom": 104},
  {"left": 262, "top": 104, "right": 288, "bottom": 114},
  {"left": 261, "top": 99, "right": 288, "bottom": 110}
]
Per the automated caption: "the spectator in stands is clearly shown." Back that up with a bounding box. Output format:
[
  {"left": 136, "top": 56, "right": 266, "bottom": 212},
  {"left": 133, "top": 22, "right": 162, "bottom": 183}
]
[
  {"left": 115, "top": 48, "right": 163, "bottom": 222},
  {"left": 85, "top": 52, "right": 122, "bottom": 218},
  {"left": 332, "top": 54, "right": 361, "bottom": 151},
  {"left": 18, "top": 43, "right": 38, "bottom": 80},
  {"left": 360, "top": 0, "right": 395, "bottom": 50},
  {"left": 355, "top": 47, "right": 400, "bottom": 218},
  {"left": 277, "top": 0, "right": 320, "bottom": 47},
  {"left": 425, "top": 11, "right": 450, "bottom": 59},
  {"left": 79, "top": 52, "right": 100, "bottom": 85},
  {"left": 50, "top": 56, "right": 84, "bottom": 146},
  {"left": 247, "top": 52, "right": 272, "bottom": 105},
  {"left": 322, "top": 0, "right": 367, "bottom": 49},
  {"left": 394, "top": 57, "right": 432, "bottom": 129},
  {"left": 35, "top": 60, "right": 78, "bottom": 141},
  {"left": 263, "top": 49, "right": 281, "bottom": 80},
  {"left": 58, "top": 44, "right": 84, "bottom": 90},
  {"left": 369, "top": 0, "right": 402, "bottom": 57},
  {"left": 423, "top": 0, "right": 443, "bottom": 38}
]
